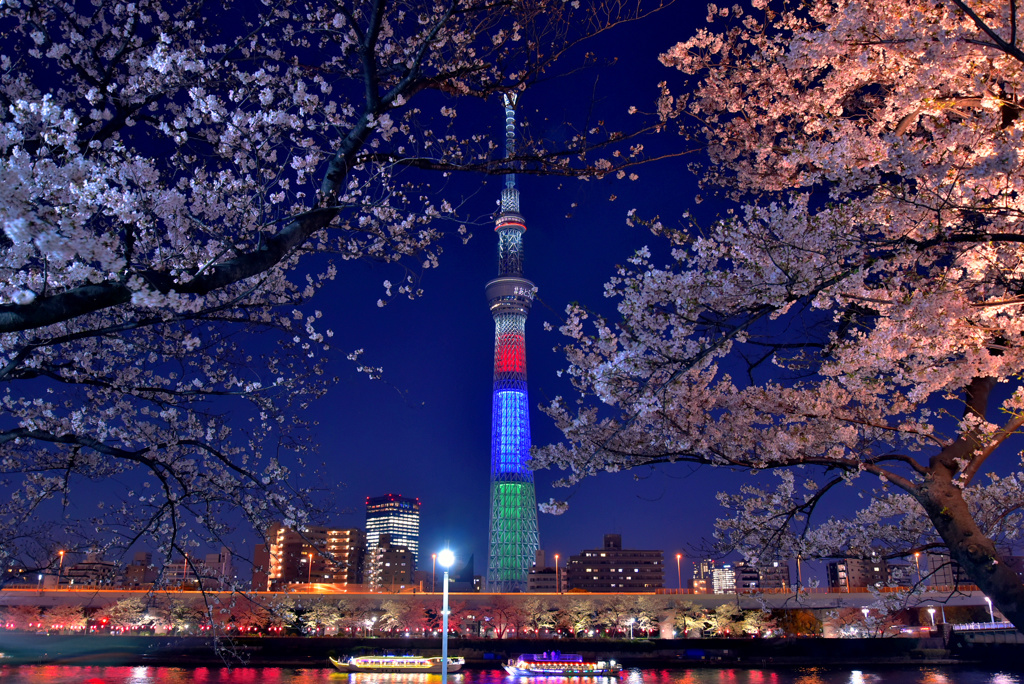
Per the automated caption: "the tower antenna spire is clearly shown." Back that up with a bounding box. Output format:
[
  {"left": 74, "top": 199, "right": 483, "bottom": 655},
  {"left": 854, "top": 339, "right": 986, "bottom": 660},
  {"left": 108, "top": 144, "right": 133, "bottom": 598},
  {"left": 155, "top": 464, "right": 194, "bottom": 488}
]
[
  {"left": 485, "top": 91, "right": 539, "bottom": 592},
  {"left": 501, "top": 91, "right": 520, "bottom": 213}
]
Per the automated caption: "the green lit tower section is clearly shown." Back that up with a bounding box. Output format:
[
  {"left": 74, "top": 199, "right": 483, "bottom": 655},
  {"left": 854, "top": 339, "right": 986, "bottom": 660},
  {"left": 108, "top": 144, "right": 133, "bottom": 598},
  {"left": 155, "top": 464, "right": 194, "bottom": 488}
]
[{"left": 486, "top": 92, "right": 539, "bottom": 592}]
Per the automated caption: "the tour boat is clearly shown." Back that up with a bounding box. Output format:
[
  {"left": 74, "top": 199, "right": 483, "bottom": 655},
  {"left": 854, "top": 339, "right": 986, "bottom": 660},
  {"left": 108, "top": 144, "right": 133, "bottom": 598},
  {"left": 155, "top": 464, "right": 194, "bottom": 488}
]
[
  {"left": 329, "top": 654, "right": 465, "bottom": 673},
  {"left": 503, "top": 652, "right": 621, "bottom": 676}
]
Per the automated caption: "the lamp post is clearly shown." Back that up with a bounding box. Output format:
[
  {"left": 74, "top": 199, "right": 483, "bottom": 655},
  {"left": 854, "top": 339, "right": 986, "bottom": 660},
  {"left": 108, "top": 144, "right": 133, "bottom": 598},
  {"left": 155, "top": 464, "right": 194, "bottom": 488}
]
[
  {"left": 927, "top": 607, "right": 936, "bottom": 628},
  {"left": 554, "top": 554, "right": 560, "bottom": 594},
  {"left": 307, "top": 551, "right": 314, "bottom": 586},
  {"left": 58, "top": 550, "right": 65, "bottom": 589},
  {"left": 914, "top": 552, "right": 921, "bottom": 584},
  {"left": 985, "top": 596, "right": 995, "bottom": 624},
  {"left": 676, "top": 553, "right": 683, "bottom": 592},
  {"left": 432, "top": 553, "right": 437, "bottom": 593},
  {"left": 438, "top": 548, "right": 455, "bottom": 681},
  {"left": 861, "top": 608, "right": 869, "bottom": 637}
]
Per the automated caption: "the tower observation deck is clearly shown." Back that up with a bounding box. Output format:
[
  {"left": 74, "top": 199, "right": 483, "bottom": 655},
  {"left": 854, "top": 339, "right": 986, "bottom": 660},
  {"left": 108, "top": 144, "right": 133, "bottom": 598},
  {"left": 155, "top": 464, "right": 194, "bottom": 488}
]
[{"left": 486, "top": 93, "right": 540, "bottom": 592}]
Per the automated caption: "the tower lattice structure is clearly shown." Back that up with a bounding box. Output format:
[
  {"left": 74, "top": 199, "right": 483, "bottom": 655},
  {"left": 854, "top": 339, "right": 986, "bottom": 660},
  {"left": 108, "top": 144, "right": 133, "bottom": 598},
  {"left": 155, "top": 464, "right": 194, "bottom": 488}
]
[{"left": 486, "top": 93, "right": 540, "bottom": 592}]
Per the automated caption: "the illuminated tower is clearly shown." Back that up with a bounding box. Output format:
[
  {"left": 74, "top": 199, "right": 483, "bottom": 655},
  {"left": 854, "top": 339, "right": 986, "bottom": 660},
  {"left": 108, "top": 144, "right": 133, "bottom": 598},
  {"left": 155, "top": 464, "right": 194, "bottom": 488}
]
[{"left": 486, "top": 92, "right": 540, "bottom": 591}]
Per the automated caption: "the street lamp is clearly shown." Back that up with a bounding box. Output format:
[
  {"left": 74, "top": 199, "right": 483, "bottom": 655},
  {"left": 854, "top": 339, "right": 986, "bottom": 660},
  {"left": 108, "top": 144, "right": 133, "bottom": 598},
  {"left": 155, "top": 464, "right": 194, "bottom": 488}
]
[
  {"left": 627, "top": 617, "right": 635, "bottom": 640},
  {"left": 927, "top": 607, "right": 936, "bottom": 628},
  {"left": 438, "top": 548, "right": 455, "bottom": 681},
  {"left": 554, "top": 554, "right": 560, "bottom": 594},
  {"left": 307, "top": 551, "right": 314, "bottom": 586},
  {"left": 676, "top": 553, "right": 683, "bottom": 592},
  {"left": 57, "top": 550, "right": 65, "bottom": 589},
  {"left": 861, "top": 608, "right": 869, "bottom": 637},
  {"left": 985, "top": 596, "right": 995, "bottom": 624},
  {"left": 914, "top": 552, "right": 921, "bottom": 584}
]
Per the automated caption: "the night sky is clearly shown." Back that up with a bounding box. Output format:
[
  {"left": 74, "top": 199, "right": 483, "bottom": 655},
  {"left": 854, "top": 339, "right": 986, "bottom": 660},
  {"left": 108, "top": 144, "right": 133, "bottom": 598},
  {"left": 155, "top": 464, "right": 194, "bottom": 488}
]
[{"left": 296, "top": 2, "right": 746, "bottom": 585}]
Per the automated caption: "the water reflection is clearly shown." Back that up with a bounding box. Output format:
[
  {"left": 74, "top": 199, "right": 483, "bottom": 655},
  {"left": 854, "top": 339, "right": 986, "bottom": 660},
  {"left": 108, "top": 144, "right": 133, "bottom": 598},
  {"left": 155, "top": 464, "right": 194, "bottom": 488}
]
[{"left": 0, "top": 666, "right": 1021, "bottom": 684}]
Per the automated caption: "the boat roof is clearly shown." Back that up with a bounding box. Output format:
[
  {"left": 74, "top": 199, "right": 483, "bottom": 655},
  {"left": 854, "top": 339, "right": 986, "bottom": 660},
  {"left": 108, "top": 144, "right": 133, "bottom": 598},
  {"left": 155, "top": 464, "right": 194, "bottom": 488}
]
[{"left": 519, "top": 652, "right": 584, "bottom": 662}]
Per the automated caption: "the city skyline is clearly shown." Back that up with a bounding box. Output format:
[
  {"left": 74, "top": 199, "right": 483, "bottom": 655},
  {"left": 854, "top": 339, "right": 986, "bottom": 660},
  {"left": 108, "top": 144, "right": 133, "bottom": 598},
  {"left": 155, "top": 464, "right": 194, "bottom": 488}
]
[
  {"left": 299, "top": 4, "right": 731, "bottom": 581},
  {"left": 0, "top": 1, "right": 873, "bottom": 585}
]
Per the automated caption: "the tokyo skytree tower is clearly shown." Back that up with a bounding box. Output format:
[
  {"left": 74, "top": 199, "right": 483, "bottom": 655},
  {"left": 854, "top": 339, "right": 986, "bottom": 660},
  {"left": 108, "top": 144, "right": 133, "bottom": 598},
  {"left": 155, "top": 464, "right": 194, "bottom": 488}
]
[{"left": 485, "top": 92, "right": 539, "bottom": 592}]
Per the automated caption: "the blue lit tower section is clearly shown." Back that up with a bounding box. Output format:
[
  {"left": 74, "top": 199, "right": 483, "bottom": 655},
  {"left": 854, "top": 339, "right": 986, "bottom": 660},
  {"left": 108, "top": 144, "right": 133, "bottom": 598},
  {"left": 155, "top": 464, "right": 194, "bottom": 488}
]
[{"left": 486, "top": 92, "right": 540, "bottom": 592}]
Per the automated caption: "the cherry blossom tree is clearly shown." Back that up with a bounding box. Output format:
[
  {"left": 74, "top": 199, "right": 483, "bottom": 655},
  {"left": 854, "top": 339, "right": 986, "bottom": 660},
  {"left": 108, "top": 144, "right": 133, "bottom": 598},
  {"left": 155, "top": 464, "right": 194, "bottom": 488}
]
[
  {"left": 0, "top": 0, "right": 669, "bottom": 579},
  {"left": 537, "top": 0, "right": 1024, "bottom": 631}
]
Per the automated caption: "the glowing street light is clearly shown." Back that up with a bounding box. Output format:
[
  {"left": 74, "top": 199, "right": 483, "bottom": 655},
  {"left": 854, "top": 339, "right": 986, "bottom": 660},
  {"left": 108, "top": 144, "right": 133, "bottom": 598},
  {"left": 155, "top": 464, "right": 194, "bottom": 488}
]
[
  {"left": 914, "top": 552, "right": 921, "bottom": 583},
  {"left": 861, "top": 608, "right": 870, "bottom": 637},
  {"left": 554, "top": 554, "right": 560, "bottom": 594},
  {"left": 627, "top": 617, "right": 635, "bottom": 640},
  {"left": 927, "top": 607, "right": 936, "bottom": 628},
  {"left": 58, "top": 550, "right": 65, "bottom": 589},
  {"left": 307, "top": 551, "right": 314, "bottom": 586},
  {"left": 676, "top": 553, "right": 683, "bottom": 592},
  {"left": 438, "top": 548, "right": 455, "bottom": 681},
  {"left": 985, "top": 596, "right": 995, "bottom": 624}
]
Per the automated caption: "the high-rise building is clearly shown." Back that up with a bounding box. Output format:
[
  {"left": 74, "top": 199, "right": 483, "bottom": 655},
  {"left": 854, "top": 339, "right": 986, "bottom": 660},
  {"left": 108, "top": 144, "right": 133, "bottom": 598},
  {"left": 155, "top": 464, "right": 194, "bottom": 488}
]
[
  {"left": 692, "top": 559, "right": 716, "bottom": 593},
  {"left": 565, "top": 534, "right": 663, "bottom": 592},
  {"left": 366, "top": 534, "right": 415, "bottom": 591},
  {"left": 366, "top": 494, "right": 420, "bottom": 568},
  {"left": 62, "top": 550, "right": 117, "bottom": 588},
  {"left": 124, "top": 551, "right": 158, "bottom": 588},
  {"left": 734, "top": 561, "right": 760, "bottom": 590},
  {"left": 163, "top": 547, "right": 235, "bottom": 589},
  {"left": 527, "top": 550, "right": 565, "bottom": 593},
  {"left": 257, "top": 524, "right": 365, "bottom": 590},
  {"left": 827, "top": 551, "right": 889, "bottom": 591},
  {"left": 486, "top": 93, "right": 540, "bottom": 592},
  {"left": 925, "top": 551, "right": 970, "bottom": 587},
  {"left": 712, "top": 564, "right": 736, "bottom": 594},
  {"left": 734, "top": 559, "right": 791, "bottom": 591}
]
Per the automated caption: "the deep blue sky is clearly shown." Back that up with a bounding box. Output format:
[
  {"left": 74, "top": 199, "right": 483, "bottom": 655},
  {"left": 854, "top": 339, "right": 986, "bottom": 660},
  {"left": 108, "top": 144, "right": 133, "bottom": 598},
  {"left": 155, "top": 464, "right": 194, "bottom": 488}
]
[{"left": 300, "top": 2, "right": 741, "bottom": 583}]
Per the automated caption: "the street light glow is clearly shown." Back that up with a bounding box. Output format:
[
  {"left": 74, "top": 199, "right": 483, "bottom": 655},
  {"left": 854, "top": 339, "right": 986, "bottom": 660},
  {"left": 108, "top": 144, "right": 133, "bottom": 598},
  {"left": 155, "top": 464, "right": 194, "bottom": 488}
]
[{"left": 439, "top": 548, "right": 455, "bottom": 681}]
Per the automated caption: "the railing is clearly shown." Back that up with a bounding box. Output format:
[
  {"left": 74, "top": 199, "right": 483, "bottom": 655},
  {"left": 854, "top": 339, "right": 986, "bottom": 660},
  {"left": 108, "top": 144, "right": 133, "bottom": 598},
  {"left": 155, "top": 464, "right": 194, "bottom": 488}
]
[
  {"left": 952, "top": 621, "right": 1017, "bottom": 631},
  {"left": 656, "top": 584, "right": 979, "bottom": 595}
]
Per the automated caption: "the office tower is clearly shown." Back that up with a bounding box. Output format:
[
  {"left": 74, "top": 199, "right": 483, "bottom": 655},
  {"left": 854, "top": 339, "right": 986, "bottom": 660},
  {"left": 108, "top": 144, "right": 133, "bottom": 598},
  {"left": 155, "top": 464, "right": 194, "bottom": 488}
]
[
  {"left": 486, "top": 92, "right": 540, "bottom": 591},
  {"left": 366, "top": 493, "right": 421, "bottom": 568}
]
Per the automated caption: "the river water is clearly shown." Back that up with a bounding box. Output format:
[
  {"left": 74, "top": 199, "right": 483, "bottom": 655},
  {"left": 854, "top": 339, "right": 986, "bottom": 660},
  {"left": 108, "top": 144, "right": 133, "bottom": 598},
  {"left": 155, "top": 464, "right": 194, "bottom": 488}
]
[{"left": 0, "top": 666, "right": 1021, "bottom": 683}]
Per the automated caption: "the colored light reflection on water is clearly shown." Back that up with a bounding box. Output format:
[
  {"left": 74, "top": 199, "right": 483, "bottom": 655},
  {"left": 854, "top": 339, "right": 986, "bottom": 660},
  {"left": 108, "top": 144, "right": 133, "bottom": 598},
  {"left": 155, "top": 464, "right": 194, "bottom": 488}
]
[{"left": 0, "top": 667, "right": 1021, "bottom": 684}]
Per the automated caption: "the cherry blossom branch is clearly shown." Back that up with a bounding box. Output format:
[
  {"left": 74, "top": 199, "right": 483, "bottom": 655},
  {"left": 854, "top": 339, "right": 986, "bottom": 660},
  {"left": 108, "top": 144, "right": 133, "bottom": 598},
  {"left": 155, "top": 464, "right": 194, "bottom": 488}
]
[
  {"left": 947, "top": 0, "right": 1024, "bottom": 62},
  {"left": 962, "top": 413, "right": 1024, "bottom": 484}
]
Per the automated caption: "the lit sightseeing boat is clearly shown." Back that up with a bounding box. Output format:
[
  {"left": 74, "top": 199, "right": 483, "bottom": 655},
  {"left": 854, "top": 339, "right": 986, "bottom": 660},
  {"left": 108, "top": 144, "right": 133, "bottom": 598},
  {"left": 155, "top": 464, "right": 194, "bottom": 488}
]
[
  {"left": 503, "top": 652, "right": 621, "bottom": 676},
  {"left": 329, "top": 654, "right": 465, "bottom": 673}
]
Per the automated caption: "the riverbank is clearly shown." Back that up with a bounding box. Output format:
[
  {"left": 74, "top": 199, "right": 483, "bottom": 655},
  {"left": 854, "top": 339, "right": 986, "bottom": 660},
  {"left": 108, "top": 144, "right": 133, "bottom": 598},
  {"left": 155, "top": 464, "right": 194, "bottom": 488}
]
[{"left": 2, "top": 634, "right": 1020, "bottom": 669}]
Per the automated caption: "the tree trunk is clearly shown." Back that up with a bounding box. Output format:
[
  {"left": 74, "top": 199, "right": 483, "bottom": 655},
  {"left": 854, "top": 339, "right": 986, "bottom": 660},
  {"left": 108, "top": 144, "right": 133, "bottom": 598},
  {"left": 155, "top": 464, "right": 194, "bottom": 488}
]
[{"left": 918, "top": 472, "right": 1024, "bottom": 630}]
